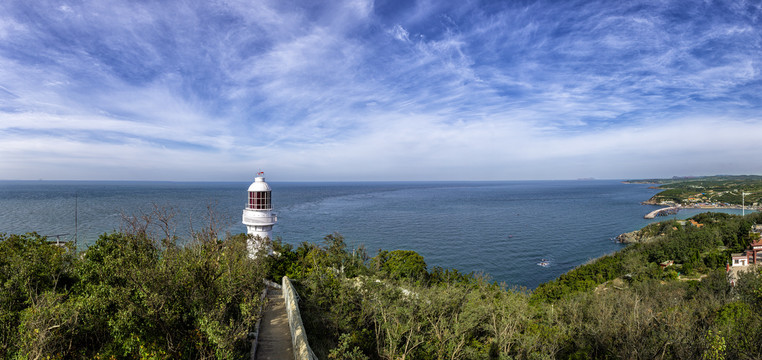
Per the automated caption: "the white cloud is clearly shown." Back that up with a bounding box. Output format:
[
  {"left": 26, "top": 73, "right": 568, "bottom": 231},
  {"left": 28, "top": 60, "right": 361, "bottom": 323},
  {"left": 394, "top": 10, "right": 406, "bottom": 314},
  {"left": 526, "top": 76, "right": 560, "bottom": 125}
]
[
  {"left": 1, "top": 0, "right": 761, "bottom": 181},
  {"left": 236, "top": 115, "right": 762, "bottom": 180},
  {"left": 0, "top": 16, "right": 25, "bottom": 40},
  {"left": 391, "top": 24, "right": 410, "bottom": 42}
]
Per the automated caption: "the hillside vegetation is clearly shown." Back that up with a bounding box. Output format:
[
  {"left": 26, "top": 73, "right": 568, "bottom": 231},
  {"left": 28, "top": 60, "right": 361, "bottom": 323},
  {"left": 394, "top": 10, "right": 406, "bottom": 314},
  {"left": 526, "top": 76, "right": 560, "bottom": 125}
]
[
  {"left": 273, "top": 212, "right": 762, "bottom": 359},
  {"left": 4, "top": 212, "right": 762, "bottom": 359},
  {"left": 0, "top": 230, "right": 267, "bottom": 359}
]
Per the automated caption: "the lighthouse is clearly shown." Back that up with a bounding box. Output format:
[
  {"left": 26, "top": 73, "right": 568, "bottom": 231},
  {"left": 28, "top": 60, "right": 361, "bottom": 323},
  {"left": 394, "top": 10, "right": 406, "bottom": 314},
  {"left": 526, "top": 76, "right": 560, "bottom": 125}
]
[{"left": 242, "top": 172, "right": 277, "bottom": 257}]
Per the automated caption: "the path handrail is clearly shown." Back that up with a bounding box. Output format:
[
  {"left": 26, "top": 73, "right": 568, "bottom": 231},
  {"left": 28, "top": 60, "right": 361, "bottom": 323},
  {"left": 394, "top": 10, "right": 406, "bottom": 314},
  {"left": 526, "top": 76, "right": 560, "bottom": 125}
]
[{"left": 282, "top": 276, "right": 318, "bottom": 360}]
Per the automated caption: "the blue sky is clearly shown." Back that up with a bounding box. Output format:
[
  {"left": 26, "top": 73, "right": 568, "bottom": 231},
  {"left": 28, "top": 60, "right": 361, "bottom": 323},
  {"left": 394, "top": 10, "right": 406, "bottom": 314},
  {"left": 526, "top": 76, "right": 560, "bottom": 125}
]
[{"left": 1, "top": 0, "right": 761, "bottom": 181}]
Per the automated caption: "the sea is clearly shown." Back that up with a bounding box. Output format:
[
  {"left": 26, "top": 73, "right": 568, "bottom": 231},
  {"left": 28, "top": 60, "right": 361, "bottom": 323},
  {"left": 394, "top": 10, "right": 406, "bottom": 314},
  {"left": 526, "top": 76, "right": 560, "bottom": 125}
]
[{"left": 0, "top": 180, "right": 751, "bottom": 289}]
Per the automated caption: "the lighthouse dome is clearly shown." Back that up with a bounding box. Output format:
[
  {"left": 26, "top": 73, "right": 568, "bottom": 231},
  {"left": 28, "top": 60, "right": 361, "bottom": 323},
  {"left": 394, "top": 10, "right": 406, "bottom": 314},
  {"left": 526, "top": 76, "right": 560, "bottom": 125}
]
[{"left": 247, "top": 176, "right": 271, "bottom": 192}]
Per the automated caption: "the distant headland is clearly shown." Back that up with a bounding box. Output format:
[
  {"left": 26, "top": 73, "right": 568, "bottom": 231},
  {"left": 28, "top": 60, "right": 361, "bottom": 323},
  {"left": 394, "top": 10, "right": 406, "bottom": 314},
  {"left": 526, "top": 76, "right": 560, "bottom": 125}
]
[{"left": 625, "top": 175, "right": 762, "bottom": 212}]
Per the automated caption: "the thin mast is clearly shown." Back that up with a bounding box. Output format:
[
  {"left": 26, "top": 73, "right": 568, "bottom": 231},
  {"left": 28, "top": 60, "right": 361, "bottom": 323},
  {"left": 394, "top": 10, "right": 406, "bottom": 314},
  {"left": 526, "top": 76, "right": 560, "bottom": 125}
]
[{"left": 74, "top": 193, "right": 78, "bottom": 249}]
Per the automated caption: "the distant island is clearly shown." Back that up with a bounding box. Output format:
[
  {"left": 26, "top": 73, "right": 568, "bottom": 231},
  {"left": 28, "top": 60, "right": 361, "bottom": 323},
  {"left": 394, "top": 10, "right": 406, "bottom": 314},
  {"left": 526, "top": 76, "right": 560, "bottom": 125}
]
[{"left": 625, "top": 175, "right": 762, "bottom": 209}]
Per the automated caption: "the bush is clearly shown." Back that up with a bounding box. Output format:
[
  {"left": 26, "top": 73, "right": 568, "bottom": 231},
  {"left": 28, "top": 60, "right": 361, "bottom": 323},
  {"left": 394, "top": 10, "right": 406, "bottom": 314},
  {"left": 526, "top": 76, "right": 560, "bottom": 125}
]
[
  {"left": 0, "top": 233, "right": 76, "bottom": 358},
  {"left": 0, "top": 231, "right": 266, "bottom": 359},
  {"left": 372, "top": 250, "right": 428, "bottom": 280}
]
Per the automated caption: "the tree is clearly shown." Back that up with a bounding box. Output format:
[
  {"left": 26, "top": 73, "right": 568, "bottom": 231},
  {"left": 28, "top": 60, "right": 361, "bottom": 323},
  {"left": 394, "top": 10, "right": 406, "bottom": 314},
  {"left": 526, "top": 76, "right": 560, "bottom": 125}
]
[
  {"left": 0, "top": 232, "right": 76, "bottom": 358},
  {"left": 372, "top": 250, "right": 427, "bottom": 281}
]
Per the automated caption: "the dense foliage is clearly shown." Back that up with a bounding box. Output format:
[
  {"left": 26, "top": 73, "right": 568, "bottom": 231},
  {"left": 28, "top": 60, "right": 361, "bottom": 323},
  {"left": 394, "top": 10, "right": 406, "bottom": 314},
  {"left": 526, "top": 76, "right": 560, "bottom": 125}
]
[
  {"left": 6, "top": 210, "right": 762, "bottom": 359},
  {"left": 272, "top": 213, "right": 762, "bottom": 359},
  {"left": 0, "top": 231, "right": 266, "bottom": 359},
  {"left": 533, "top": 212, "right": 760, "bottom": 303}
]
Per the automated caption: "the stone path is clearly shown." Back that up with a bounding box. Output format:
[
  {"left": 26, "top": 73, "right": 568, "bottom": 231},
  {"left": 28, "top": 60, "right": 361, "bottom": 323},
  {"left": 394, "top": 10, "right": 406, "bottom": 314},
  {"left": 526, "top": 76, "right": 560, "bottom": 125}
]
[{"left": 256, "top": 288, "right": 293, "bottom": 360}]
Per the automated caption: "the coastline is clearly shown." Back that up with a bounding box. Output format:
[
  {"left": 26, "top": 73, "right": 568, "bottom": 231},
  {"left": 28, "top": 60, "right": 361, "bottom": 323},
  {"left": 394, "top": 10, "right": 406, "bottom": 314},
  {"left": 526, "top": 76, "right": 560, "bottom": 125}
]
[
  {"left": 643, "top": 202, "right": 761, "bottom": 210},
  {"left": 642, "top": 203, "right": 759, "bottom": 219}
]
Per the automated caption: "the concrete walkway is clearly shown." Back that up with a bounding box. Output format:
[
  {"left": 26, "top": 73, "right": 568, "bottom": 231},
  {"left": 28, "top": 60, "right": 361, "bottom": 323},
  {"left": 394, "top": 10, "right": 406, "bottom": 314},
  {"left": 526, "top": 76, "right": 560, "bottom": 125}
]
[{"left": 256, "top": 288, "right": 294, "bottom": 360}]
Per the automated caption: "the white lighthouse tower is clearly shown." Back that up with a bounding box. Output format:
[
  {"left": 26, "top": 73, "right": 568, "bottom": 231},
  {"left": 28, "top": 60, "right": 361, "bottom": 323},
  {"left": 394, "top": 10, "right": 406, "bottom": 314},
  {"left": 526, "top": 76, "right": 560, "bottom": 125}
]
[{"left": 242, "top": 172, "right": 277, "bottom": 257}]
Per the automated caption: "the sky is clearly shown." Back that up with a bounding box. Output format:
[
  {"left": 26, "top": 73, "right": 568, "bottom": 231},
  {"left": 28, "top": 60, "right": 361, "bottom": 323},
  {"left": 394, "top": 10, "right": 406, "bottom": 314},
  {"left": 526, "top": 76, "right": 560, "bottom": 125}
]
[{"left": 1, "top": 0, "right": 761, "bottom": 181}]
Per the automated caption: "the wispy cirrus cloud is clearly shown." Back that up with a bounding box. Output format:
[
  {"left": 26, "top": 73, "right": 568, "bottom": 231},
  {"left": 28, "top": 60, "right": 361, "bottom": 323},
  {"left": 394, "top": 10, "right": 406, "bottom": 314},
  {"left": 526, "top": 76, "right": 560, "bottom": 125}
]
[{"left": 1, "top": 0, "right": 761, "bottom": 180}]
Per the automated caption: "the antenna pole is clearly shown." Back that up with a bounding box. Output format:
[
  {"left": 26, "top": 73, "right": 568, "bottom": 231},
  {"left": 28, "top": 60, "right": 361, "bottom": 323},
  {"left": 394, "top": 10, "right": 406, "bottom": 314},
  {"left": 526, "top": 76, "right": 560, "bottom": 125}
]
[{"left": 75, "top": 193, "right": 78, "bottom": 249}]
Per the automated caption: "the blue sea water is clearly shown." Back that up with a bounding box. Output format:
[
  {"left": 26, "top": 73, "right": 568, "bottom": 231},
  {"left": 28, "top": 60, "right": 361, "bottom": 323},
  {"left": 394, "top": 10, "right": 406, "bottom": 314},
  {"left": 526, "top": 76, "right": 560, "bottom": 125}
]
[{"left": 0, "top": 180, "right": 751, "bottom": 288}]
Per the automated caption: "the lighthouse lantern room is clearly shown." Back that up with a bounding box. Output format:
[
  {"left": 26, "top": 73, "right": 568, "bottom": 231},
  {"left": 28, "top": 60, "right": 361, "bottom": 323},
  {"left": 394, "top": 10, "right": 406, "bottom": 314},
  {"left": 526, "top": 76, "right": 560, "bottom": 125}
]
[{"left": 242, "top": 172, "right": 277, "bottom": 257}]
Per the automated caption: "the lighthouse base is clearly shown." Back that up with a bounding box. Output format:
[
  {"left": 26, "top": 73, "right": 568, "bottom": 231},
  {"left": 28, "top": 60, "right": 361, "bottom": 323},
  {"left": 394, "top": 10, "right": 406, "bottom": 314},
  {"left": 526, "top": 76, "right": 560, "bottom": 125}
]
[{"left": 246, "top": 228, "right": 273, "bottom": 258}]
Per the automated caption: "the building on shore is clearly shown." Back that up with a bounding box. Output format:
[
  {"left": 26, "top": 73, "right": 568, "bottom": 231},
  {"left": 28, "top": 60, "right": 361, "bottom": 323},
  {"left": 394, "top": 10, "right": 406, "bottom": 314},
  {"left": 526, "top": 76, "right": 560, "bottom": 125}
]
[
  {"left": 731, "top": 238, "right": 762, "bottom": 267},
  {"left": 242, "top": 172, "right": 277, "bottom": 257}
]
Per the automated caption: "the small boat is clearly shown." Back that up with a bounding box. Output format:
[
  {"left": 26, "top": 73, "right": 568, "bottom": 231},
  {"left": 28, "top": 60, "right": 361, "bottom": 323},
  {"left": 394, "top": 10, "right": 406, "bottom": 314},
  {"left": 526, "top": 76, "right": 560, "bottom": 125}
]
[{"left": 537, "top": 259, "right": 550, "bottom": 267}]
